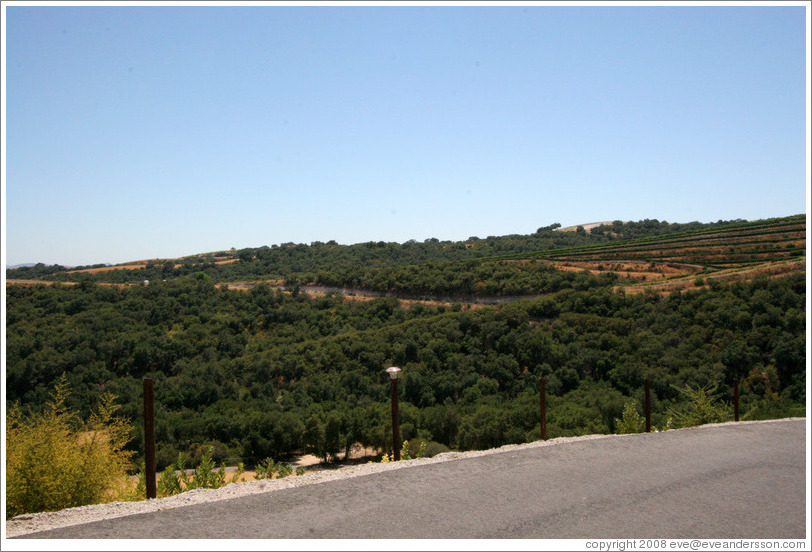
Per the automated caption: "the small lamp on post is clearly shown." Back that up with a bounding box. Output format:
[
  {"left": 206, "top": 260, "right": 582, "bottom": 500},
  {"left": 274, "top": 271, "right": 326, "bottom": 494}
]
[{"left": 386, "top": 366, "right": 402, "bottom": 461}]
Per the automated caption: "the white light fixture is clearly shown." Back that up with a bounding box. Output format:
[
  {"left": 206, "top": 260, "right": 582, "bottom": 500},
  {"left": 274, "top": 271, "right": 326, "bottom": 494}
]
[{"left": 386, "top": 366, "right": 402, "bottom": 380}]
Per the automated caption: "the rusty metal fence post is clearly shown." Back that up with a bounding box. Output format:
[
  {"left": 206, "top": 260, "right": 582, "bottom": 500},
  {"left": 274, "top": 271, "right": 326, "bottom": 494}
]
[
  {"left": 734, "top": 378, "right": 739, "bottom": 422},
  {"left": 644, "top": 378, "right": 651, "bottom": 433},
  {"left": 540, "top": 377, "right": 547, "bottom": 440},
  {"left": 143, "top": 378, "right": 157, "bottom": 499},
  {"left": 391, "top": 377, "right": 401, "bottom": 461}
]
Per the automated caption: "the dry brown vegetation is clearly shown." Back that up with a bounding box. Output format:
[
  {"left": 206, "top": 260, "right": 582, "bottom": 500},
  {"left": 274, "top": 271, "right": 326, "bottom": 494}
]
[
  {"left": 527, "top": 217, "right": 806, "bottom": 295},
  {"left": 63, "top": 256, "right": 239, "bottom": 275},
  {"left": 5, "top": 279, "right": 132, "bottom": 288},
  {"left": 614, "top": 258, "right": 806, "bottom": 295},
  {"left": 64, "top": 262, "right": 150, "bottom": 274},
  {"left": 540, "top": 254, "right": 806, "bottom": 296},
  {"left": 545, "top": 259, "right": 701, "bottom": 281}
]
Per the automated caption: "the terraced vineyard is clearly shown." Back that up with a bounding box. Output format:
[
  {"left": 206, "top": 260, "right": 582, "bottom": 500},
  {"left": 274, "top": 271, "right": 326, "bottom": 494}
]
[{"left": 502, "top": 214, "right": 806, "bottom": 293}]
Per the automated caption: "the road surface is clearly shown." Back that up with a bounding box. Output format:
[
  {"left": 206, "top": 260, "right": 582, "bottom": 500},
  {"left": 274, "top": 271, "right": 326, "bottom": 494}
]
[{"left": 15, "top": 419, "right": 807, "bottom": 539}]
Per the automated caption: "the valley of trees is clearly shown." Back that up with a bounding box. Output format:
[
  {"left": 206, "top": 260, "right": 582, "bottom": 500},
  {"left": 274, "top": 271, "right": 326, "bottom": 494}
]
[{"left": 6, "top": 246, "right": 806, "bottom": 471}]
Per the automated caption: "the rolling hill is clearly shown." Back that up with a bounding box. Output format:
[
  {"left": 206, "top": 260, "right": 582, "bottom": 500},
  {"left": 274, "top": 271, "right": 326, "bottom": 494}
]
[
  {"left": 499, "top": 214, "right": 806, "bottom": 295},
  {"left": 6, "top": 215, "right": 806, "bottom": 300}
]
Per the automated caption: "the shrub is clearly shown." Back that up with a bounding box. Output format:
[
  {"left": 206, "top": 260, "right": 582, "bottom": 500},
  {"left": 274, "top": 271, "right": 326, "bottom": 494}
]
[
  {"left": 614, "top": 401, "right": 645, "bottom": 434},
  {"left": 253, "top": 457, "right": 294, "bottom": 480},
  {"left": 401, "top": 439, "right": 428, "bottom": 460},
  {"left": 254, "top": 457, "right": 278, "bottom": 480},
  {"left": 381, "top": 439, "right": 430, "bottom": 462},
  {"left": 232, "top": 462, "right": 246, "bottom": 483},
  {"left": 6, "top": 376, "right": 134, "bottom": 519},
  {"left": 156, "top": 456, "right": 185, "bottom": 498},
  {"left": 613, "top": 401, "right": 674, "bottom": 433},
  {"left": 275, "top": 463, "right": 293, "bottom": 478},
  {"left": 668, "top": 383, "right": 730, "bottom": 428},
  {"left": 421, "top": 440, "right": 451, "bottom": 458},
  {"left": 741, "top": 396, "right": 806, "bottom": 421},
  {"left": 187, "top": 446, "right": 226, "bottom": 490},
  {"left": 156, "top": 447, "right": 229, "bottom": 497}
]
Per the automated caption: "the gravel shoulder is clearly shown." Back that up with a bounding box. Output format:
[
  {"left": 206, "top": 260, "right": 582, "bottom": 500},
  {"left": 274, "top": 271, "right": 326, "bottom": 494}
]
[{"left": 4, "top": 418, "right": 803, "bottom": 538}]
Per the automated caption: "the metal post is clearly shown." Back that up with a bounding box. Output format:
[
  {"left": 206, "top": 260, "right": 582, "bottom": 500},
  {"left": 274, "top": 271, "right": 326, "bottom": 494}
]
[
  {"left": 143, "top": 378, "right": 157, "bottom": 499},
  {"left": 733, "top": 378, "right": 739, "bottom": 422},
  {"left": 540, "top": 377, "right": 547, "bottom": 441},
  {"left": 644, "top": 378, "right": 651, "bottom": 433},
  {"left": 391, "top": 378, "right": 401, "bottom": 461}
]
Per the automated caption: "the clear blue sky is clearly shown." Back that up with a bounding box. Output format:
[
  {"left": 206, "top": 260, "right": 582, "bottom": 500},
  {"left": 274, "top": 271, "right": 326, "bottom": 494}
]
[{"left": 3, "top": 2, "right": 809, "bottom": 267}]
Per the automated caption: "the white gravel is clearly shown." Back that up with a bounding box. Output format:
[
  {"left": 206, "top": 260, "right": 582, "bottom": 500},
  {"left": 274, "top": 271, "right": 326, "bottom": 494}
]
[{"left": 4, "top": 419, "right": 798, "bottom": 538}]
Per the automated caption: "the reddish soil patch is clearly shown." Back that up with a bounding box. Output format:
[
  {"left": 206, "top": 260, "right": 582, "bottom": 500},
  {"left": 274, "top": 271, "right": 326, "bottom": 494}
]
[
  {"left": 65, "top": 263, "right": 149, "bottom": 274},
  {"left": 6, "top": 279, "right": 133, "bottom": 288},
  {"left": 614, "top": 258, "right": 806, "bottom": 295},
  {"left": 6, "top": 279, "right": 70, "bottom": 286},
  {"left": 64, "top": 256, "right": 239, "bottom": 275},
  {"left": 545, "top": 260, "right": 699, "bottom": 281}
]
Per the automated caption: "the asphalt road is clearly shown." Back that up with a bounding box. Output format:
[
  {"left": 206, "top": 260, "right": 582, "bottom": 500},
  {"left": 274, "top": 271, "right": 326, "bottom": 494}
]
[{"left": 18, "top": 419, "right": 807, "bottom": 539}]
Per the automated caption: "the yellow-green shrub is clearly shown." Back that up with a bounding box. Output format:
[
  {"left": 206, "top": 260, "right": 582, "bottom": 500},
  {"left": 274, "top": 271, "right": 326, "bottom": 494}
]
[
  {"left": 6, "top": 377, "right": 135, "bottom": 519},
  {"left": 614, "top": 401, "right": 645, "bottom": 434}
]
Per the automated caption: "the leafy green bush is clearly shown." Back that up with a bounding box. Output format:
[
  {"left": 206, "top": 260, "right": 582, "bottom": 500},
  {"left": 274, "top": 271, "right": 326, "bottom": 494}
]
[
  {"left": 6, "top": 377, "right": 134, "bottom": 519},
  {"left": 155, "top": 446, "right": 228, "bottom": 497},
  {"left": 156, "top": 459, "right": 184, "bottom": 497},
  {"left": 614, "top": 401, "right": 645, "bottom": 434},
  {"left": 614, "top": 401, "right": 672, "bottom": 433},
  {"left": 253, "top": 457, "right": 295, "bottom": 480},
  {"left": 400, "top": 439, "right": 427, "bottom": 460},
  {"left": 741, "top": 396, "right": 806, "bottom": 421},
  {"left": 253, "top": 457, "right": 278, "bottom": 480},
  {"left": 275, "top": 463, "right": 293, "bottom": 478},
  {"left": 156, "top": 452, "right": 189, "bottom": 498},
  {"left": 232, "top": 462, "right": 247, "bottom": 483},
  {"left": 668, "top": 383, "right": 730, "bottom": 428},
  {"left": 380, "top": 439, "right": 429, "bottom": 462},
  {"left": 420, "top": 440, "right": 451, "bottom": 458},
  {"left": 188, "top": 446, "right": 227, "bottom": 490}
]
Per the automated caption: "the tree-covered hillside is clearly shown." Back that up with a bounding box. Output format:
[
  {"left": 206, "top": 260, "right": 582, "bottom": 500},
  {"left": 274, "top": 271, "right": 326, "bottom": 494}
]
[
  {"left": 7, "top": 217, "right": 746, "bottom": 285},
  {"left": 6, "top": 268, "right": 805, "bottom": 469}
]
